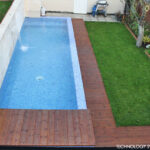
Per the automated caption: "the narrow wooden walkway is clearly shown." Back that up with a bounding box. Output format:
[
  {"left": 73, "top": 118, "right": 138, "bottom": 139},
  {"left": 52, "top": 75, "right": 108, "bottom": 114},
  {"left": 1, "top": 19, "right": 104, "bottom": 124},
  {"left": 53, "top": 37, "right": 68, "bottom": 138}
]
[
  {"left": 0, "top": 109, "right": 95, "bottom": 146},
  {"left": 72, "top": 19, "right": 150, "bottom": 147}
]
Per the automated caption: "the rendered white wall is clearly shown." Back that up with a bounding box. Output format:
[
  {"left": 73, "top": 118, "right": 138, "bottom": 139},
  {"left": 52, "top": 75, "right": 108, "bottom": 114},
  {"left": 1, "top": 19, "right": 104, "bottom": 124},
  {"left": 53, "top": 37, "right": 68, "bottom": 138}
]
[
  {"left": 0, "top": 0, "right": 25, "bottom": 88},
  {"left": 43, "top": 0, "right": 74, "bottom": 12},
  {"left": 24, "top": 0, "right": 74, "bottom": 17},
  {"left": 24, "top": 0, "right": 41, "bottom": 17},
  {"left": 24, "top": 0, "right": 125, "bottom": 16}
]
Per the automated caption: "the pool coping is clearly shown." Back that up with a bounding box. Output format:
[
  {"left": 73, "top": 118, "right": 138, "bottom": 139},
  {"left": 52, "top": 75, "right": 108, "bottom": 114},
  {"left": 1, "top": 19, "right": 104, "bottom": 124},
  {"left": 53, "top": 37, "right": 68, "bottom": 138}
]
[{"left": 67, "top": 18, "right": 87, "bottom": 109}]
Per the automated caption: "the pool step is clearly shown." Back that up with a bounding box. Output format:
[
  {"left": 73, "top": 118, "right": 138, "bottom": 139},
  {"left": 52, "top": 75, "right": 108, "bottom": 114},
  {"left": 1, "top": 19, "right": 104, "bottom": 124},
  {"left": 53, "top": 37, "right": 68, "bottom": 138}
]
[{"left": 0, "top": 109, "right": 95, "bottom": 146}]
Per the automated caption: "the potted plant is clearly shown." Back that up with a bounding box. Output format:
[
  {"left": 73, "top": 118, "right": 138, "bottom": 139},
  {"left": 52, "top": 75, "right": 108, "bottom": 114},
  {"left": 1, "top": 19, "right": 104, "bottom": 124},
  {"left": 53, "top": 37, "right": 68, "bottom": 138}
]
[{"left": 143, "top": 35, "right": 150, "bottom": 48}]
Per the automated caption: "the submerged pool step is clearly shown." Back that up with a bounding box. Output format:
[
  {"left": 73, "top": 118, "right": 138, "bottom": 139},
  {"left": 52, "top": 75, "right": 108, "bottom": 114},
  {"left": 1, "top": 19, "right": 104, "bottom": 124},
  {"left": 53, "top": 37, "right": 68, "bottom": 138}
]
[{"left": 0, "top": 109, "right": 95, "bottom": 146}]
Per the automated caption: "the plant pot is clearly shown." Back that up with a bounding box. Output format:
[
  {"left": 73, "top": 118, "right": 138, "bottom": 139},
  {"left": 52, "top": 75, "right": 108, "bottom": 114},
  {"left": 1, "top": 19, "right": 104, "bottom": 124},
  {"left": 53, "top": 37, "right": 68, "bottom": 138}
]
[
  {"left": 142, "top": 42, "right": 150, "bottom": 48},
  {"left": 142, "top": 42, "right": 147, "bottom": 48},
  {"left": 116, "top": 16, "right": 122, "bottom": 22}
]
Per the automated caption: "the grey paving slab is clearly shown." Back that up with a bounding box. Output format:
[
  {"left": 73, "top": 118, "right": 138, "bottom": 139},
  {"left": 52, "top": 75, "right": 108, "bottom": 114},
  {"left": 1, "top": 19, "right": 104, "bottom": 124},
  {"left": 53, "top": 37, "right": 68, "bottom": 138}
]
[{"left": 46, "top": 12, "right": 118, "bottom": 22}]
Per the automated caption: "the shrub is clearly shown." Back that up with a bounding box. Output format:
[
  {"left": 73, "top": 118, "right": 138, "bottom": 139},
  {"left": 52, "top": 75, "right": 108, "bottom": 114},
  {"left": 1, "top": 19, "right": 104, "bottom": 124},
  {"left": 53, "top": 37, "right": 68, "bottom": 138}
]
[
  {"left": 125, "top": 0, "right": 150, "bottom": 37},
  {"left": 143, "top": 35, "right": 150, "bottom": 44}
]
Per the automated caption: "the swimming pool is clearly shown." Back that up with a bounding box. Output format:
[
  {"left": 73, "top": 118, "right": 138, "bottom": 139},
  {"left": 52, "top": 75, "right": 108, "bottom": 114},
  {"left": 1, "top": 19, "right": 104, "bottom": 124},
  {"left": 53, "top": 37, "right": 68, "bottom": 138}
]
[{"left": 0, "top": 17, "right": 87, "bottom": 110}]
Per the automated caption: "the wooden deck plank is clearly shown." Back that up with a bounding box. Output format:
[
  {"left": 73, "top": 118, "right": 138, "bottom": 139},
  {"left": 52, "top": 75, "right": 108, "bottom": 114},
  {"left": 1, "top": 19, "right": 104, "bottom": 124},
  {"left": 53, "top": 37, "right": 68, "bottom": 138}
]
[
  {"left": 54, "top": 110, "right": 61, "bottom": 145},
  {"left": 47, "top": 110, "right": 55, "bottom": 145},
  {"left": 0, "top": 109, "right": 95, "bottom": 146},
  {"left": 40, "top": 110, "right": 48, "bottom": 145},
  {"left": 26, "top": 110, "right": 36, "bottom": 145},
  {"left": 33, "top": 110, "right": 41, "bottom": 145},
  {"left": 19, "top": 110, "right": 30, "bottom": 145},
  {"left": 11, "top": 110, "right": 25, "bottom": 145},
  {"left": 0, "top": 110, "right": 12, "bottom": 145},
  {"left": 67, "top": 110, "right": 75, "bottom": 145},
  {"left": 86, "top": 111, "right": 96, "bottom": 145},
  {"left": 73, "top": 111, "right": 82, "bottom": 145},
  {"left": 60, "top": 110, "right": 68, "bottom": 145},
  {"left": 79, "top": 110, "right": 89, "bottom": 145},
  {"left": 6, "top": 110, "right": 18, "bottom": 145}
]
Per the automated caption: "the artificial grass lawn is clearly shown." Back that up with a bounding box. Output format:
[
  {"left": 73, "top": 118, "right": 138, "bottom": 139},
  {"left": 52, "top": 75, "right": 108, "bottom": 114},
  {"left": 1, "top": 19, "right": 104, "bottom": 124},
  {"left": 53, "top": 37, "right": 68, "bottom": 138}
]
[
  {"left": 0, "top": 1, "right": 12, "bottom": 22},
  {"left": 85, "top": 22, "right": 150, "bottom": 126}
]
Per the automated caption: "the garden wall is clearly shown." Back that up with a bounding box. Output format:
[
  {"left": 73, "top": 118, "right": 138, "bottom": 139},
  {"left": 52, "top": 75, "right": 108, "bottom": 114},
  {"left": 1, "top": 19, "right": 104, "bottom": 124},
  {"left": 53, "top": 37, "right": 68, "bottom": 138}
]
[
  {"left": 43, "top": 0, "right": 74, "bottom": 13},
  {"left": 24, "top": 0, "right": 41, "bottom": 17},
  {"left": 0, "top": 0, "right": 24, "bottom": 88},
  {"left": 24, "top": 0, "right": 125, "bottom": 16}
]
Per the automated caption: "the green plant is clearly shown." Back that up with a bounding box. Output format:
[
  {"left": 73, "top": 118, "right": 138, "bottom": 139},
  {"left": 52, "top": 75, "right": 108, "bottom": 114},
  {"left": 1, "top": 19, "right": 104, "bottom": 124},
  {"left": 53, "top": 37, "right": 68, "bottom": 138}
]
[
  {"left": 144, "top": 23, "right": 150, "bottom": 35},
  {"left": 143, "top": 35, "right": 150, "bottom": 44},
  {"left": 125, "top": 0, "right": 150, "bottom": 47},
  {"left": 130, "top": 21, "right": 138, "bottom": 36},
  {"left": 125, "top": 1, "right": 150, "bottom": 37}
]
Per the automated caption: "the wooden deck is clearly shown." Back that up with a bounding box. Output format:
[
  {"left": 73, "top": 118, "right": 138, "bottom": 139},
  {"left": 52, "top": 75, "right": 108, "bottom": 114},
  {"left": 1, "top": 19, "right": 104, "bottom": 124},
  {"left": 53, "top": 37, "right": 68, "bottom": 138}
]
[
  {"left": 0, "top": 109, "right": 95, "bottom": 146},
  {"left": 72, "top": 19, "right": 150, "bottom": 147}
]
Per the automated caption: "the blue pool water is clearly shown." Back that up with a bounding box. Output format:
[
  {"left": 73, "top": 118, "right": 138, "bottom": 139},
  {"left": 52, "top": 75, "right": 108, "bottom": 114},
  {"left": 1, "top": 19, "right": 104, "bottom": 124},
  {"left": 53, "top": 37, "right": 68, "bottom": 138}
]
[{"left": 0, "top": 18, "right": 84, "bottom": 109}]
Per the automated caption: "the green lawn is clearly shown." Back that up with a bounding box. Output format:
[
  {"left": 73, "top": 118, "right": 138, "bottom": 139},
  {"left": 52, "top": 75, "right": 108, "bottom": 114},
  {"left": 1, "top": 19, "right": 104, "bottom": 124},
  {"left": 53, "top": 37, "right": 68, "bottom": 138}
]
[
  {"left": 0, "top": 1, "right": 12, "bottom": 22},
  {"left": 85, "top": 22, "right": 150, "bottom": 126}
]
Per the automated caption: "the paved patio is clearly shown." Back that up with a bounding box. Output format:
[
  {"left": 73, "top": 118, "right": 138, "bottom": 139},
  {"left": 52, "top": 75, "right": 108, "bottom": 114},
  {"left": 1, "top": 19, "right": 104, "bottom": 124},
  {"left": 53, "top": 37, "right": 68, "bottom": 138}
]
[{"left": 46, "top": 12, "right": 118, "bottom": 22}]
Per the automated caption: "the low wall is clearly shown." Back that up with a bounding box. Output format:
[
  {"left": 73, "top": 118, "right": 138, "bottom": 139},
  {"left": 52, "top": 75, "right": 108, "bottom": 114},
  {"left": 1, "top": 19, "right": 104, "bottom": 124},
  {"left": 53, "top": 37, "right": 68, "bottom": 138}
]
[
  {"left": 24, "top": 0, "right": 74, "bottom": 17},
  {"left": 24, "top": 0, "right": 41, "bottom": 17},
  {"left": 0, "top": 0, "right": 24, "bottom": 88}
]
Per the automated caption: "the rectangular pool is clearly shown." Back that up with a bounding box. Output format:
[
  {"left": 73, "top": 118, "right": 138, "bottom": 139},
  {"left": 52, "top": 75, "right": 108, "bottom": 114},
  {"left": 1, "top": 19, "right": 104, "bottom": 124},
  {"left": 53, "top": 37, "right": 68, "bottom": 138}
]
[{"left": 0, "top": 17, "right": 87, "bottom": 110}]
